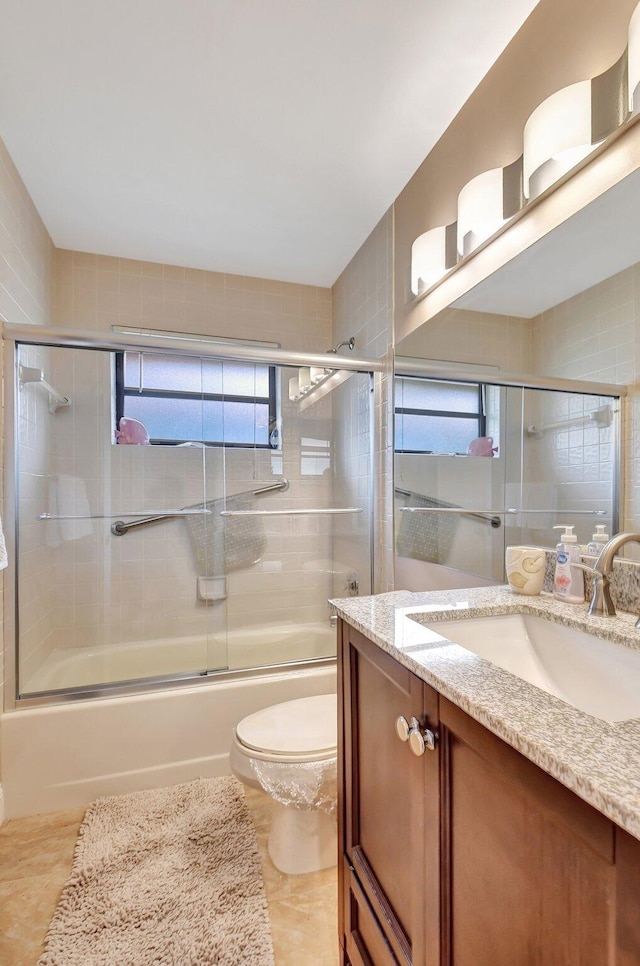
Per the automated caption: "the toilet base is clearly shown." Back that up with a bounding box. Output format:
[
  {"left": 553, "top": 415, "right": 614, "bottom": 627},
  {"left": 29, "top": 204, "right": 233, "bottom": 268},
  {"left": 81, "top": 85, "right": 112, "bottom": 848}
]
[{"left": 267, "top": 802, "right": 337, "bottom": 875}]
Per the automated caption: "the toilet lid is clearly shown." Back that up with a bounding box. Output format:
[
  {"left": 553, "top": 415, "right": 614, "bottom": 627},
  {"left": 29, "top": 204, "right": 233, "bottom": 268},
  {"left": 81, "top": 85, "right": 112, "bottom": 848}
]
[{"left": 236, "top": 693, "right": 337, "bottom": 757}]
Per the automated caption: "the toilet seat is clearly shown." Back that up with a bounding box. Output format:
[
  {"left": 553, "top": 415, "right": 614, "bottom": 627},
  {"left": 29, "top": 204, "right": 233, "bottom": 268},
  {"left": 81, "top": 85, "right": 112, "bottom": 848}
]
[{"left": 234, "top": 693, "right": 337, "bottom": 763}]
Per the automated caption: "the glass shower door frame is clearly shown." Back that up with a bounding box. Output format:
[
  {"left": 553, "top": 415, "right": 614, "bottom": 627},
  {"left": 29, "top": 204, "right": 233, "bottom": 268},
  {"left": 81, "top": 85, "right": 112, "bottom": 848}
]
[{"left": 2, "top": 324, "right": 383, "bottom": 710}]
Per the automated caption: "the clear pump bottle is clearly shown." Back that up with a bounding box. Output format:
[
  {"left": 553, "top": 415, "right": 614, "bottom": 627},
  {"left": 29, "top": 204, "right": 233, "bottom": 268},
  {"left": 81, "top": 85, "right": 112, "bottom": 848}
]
[
  {"left": 553, "top": 525, "right": 585, "bottom": 604},
  {"left": 587, "top": 525, "right": 609, "bottom": 556}
]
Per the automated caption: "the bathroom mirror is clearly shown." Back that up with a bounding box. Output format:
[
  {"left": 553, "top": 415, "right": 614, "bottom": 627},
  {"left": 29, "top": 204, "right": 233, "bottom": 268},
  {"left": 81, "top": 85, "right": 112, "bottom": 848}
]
[{"left": 394, "top": 159, "right": 637, "bottom": 590}]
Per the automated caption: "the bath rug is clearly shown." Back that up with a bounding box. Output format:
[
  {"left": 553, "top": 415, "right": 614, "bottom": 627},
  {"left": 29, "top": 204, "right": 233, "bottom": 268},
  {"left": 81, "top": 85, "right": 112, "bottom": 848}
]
[{"left": 37, "top": 776, "right": 275, "bottom": 966}]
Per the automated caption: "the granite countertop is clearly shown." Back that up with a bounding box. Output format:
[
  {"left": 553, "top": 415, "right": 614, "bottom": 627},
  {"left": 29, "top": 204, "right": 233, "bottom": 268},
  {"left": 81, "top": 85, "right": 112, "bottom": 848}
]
[{"left": 331, "top": 586, "right": 640, "bottom": 840}]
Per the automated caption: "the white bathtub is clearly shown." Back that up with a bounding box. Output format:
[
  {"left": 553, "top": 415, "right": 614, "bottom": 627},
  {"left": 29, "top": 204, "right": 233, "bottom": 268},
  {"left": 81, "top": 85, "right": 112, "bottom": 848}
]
[
  {"left": 2, "top": 625, "right": 336, "bottom": 819},
  {"left": 22, "top": 621, "right": 336, "bottom": 693}
]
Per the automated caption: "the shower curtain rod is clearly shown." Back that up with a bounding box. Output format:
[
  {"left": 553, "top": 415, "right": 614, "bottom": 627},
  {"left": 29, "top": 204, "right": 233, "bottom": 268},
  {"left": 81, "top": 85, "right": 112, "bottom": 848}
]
[{"left": 3, "top": 324, "right": 384, "bottom": 373}]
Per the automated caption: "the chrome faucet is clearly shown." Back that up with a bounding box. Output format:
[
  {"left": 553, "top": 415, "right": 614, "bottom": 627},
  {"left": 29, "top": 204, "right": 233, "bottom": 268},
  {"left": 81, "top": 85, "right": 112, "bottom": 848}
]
[{"left": 580, "top": 532, "right": 640, "bottom": 625}]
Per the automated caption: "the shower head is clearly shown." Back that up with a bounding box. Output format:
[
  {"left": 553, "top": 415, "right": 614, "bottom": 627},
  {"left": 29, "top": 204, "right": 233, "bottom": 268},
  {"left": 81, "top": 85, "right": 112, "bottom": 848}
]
[{"left": 326, "top": 337, "right": 355, "bottom": 354}]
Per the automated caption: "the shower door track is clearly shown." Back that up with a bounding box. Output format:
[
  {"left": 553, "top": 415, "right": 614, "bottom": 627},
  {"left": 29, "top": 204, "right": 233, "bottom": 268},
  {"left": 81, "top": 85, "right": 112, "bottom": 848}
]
[
  {"left": 9, "top": 656, "right": 338, "bottom": 711},
  {"left": 3, "top": 324, "right": 385, "bottom": 373}
]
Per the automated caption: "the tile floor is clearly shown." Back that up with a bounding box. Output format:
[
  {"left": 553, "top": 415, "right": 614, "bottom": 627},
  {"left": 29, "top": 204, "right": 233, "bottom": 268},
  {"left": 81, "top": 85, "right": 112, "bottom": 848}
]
[{"left": 0, "top": 786, "right": 340, "bottom": 966}]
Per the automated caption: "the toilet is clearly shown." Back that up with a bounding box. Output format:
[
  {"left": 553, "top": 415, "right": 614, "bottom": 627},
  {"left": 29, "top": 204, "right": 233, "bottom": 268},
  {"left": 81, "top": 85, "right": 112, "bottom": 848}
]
[{"left": 230, "top": 693, "right": 337, "bottom": 875}]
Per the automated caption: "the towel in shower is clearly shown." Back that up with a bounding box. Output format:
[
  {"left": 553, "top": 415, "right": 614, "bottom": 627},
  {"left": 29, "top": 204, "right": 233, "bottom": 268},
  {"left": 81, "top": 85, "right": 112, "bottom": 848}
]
[
  {"left": 184, "top": 492, "right": 266, "bottom": 577},
  {"left": 396, "top": 491, "right": 461, "bottom": 565},
  {"left": 0, "top": 516, "right": 8, "bottom": 570}
]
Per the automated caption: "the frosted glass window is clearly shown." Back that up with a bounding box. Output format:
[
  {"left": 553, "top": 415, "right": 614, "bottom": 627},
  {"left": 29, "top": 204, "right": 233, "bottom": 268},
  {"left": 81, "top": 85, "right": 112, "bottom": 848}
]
[
  {"left": 125, "top": 396, "right": 205, "bottom": 442},
  {"left": 395, "top": 414, "right": 479, "bottom": 454},
  {"left": 117, "top": 351, "right": 275, "bottom": 447},
  {"left": 395, "top": 375, "right": 484, "bottom": 454},
  {"left": 396, "top": 377, "right": 479, "bottom": 413},
  {"left": 124, "top": 352, "right": 217, "bottom": 392}
]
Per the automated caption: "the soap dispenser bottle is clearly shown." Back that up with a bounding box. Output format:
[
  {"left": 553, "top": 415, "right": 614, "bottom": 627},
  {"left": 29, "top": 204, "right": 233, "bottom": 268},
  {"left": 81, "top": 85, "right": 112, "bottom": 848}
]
[
  {"left": 587, "top": 525, "right": 609, "bottom": 556},
  {"left": 553, "top": 525, "right": 585, "bottom": 604}
]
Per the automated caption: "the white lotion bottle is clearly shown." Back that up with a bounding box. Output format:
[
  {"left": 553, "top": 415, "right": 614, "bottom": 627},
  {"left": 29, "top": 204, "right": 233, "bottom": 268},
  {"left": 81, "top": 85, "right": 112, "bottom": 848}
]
[
  {"left": 587, "top": 525, "right": 609, "bottom": 556},
  {"left": 553, "top": 525, "right": 585, "bottom": 604}
]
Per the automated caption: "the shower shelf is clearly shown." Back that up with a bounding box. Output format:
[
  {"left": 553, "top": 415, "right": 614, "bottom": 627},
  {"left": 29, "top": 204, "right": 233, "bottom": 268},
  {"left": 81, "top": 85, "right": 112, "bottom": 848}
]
[
  {"left": 219, "top": 507, "right": 363, "bottom": 517},
  {"left": 19, "top": 365, "right": 71, "bottom": 414}
]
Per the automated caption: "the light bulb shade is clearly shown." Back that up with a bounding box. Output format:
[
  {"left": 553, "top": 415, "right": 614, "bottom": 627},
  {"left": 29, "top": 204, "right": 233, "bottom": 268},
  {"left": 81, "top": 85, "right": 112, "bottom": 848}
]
[
  {"left": 630, "top": 2, "right": 640, "bottom": 112},
  {"left": 288, "top": 376, "right": 300, "bottom": 401},
  {"left": 310, "top": 366, "right": 325, "bottom": 384},
  {"left": 410, "top": 224, "right": 457, "bottom": 296},
  {"left": 298, "top": 366, "right": 311, "bottom": 393},
  {"left": 523, "top": 81, "right": 594, "bottom": 200},
  {"left": 457, "top": 168, "right": 506, "bottom": 257}
]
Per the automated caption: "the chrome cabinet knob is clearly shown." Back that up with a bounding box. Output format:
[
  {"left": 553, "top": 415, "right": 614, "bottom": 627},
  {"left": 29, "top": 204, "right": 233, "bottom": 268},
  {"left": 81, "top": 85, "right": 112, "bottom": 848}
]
[
  {"left": 408, "top": 716, "right": 437, "bottom": 755},
  {"left": 395, "top": 715, "right": 411, "bottom": 742}
]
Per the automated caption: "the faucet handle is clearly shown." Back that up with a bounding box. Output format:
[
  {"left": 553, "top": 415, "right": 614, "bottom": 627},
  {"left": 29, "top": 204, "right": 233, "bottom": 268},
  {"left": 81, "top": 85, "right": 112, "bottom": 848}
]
[{"left": 572, "top": 564, "right": 617, "bottom": 617}]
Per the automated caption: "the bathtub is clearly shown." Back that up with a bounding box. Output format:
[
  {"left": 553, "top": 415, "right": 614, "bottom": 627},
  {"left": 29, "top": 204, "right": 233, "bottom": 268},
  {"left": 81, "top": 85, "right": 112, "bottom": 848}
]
[
  {"left": 2, "top": 623, "right": 336, "bottom": 819},
  {"left": 21, "top": 621, "right": 336, "bottom": 693}
]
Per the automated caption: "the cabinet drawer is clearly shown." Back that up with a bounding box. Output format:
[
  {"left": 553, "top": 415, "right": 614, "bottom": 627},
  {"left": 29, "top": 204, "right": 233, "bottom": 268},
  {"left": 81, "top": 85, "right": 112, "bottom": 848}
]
[{"left": 344, "top": 865, "right": 402, "bottom": 966}]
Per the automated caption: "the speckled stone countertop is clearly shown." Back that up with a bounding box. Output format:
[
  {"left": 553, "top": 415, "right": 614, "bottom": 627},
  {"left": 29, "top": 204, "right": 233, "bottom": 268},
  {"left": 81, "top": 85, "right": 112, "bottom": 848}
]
[{"left": 331, "top": 586, "right": 640, "bottom": 840}]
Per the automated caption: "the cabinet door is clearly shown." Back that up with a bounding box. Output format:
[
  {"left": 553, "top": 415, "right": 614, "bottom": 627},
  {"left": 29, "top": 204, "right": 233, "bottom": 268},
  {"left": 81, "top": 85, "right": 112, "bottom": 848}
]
[
  {"left": 339, "top": 622, "right": 440, "bottom": 966},
  {"left": 615, "top": 828, "right": 640, "bottom": 964},
  {"left": 440, "top": 698, "right": 616, "bottom": 966},
  {"left": 344, "top": 865, "right": 401, "bottom": 966}
]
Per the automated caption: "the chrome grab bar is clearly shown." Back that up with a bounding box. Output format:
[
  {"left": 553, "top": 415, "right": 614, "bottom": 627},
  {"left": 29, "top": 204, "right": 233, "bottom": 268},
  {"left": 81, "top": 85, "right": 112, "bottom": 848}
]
[
  {"left": 108, "top": 478, "right": 290, "bottom": 535},
  {"left": 394, "top": 487, "right": 502, "bottom": 528},
  {"left": 252, "top": 478, "right": 290, "bottom": 496},
  {"left": 398, "top": 506, "right": 504, "bottom": 527}
]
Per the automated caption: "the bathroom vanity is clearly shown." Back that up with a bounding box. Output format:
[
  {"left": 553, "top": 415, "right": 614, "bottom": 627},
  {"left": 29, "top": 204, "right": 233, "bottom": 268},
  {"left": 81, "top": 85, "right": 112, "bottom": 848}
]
[{"left": 334, "top": 588, "right": 640, "bottom": 966}]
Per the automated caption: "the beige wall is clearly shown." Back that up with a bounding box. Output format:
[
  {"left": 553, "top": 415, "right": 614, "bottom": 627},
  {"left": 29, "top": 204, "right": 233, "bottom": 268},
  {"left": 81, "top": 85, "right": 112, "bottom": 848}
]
[
  {"left": 398, "top": 306, "right": 531, "bottom": 372},
  {"left": 0, "top": 137, "right": 53, "bottom": 328},
  {"left": 0, "top": 139, "right": 54, "bottom": 800},
  {"left": 394, "top": 0, "right": 638, "bottom": 345},
  {"left": 532, "top": 264, "right": 640, "bottom": 539},
  {"left": 0, "top": 136, "right": 54, "bottom": 735},
  {"left": 52, "top": 249, "right": 331, "bottom": 352},
  {"left": 332, "top": 208, "right": 394, "bottom": 592}
]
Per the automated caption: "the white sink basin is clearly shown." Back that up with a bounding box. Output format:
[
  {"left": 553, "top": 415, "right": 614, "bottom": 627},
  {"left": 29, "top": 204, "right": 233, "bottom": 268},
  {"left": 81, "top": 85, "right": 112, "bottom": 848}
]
[{"left": 418, "top": 613, "right": 640, "bottom": 723}]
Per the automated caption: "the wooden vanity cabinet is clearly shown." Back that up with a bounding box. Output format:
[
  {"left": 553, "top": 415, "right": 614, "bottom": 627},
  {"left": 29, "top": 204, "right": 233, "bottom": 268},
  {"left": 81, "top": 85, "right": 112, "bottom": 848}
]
[
  {"left": 338, "top": 621, "right": 440, "bottom": 966},
  {"left": 440, "top": 697, "right": 615, "bottom": 966},
  {"left": 338, "top": 618, "right": 640, "bottom": 966}
]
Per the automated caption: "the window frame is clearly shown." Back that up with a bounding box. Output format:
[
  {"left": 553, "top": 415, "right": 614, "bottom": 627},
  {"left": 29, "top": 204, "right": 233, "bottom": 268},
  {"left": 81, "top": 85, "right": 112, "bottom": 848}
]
[
  {"left": 394, "top": 376, "right": 486, "bottom": 455},
  {"left": 115, "top": 351, "right": 278, "bottom": 449}
]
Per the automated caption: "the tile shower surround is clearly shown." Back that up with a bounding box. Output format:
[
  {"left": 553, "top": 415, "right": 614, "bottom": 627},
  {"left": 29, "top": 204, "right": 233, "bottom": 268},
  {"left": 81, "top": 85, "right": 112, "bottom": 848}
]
[{"left": 17, "top": 357, "right": 338, "bottom": 686}]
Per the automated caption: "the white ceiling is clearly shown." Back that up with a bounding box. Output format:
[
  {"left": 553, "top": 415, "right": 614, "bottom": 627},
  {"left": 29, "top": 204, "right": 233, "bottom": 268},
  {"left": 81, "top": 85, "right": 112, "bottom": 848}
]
[{"left": 0, "top": 0, "right": 539, "bottom": 286}]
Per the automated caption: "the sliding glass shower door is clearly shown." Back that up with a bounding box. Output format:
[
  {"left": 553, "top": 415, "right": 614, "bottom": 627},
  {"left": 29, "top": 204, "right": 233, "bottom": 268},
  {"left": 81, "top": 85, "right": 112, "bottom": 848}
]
[
  {"left": 11, "top": 337, "right": 373, "bottom": 699},
  {"left": 394, "top": 370, "right": 621, "bottom": 588}
]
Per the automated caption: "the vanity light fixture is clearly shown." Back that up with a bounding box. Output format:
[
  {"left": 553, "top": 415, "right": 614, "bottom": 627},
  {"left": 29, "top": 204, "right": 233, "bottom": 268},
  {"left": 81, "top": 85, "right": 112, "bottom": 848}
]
[
  {"left": 288, "top": 376, "right": 301, "bottom": 402},
  {"left": 410, "top": 8, "right": 630, "bottom": 300},
  {"left": 456, "top": 158, "right": 523, "bottom": 257},
  {"left": 523, "top": 54, "right": 627, "bottom": 200},
  {"left": 410, "top": 224, "right": 457, "bottom": 296},
  {"left": 289, "top": 365, "right": 333, "bottom": 402},
  {"left": 629, "top": 2, "right": 640, "bottom": 113}
]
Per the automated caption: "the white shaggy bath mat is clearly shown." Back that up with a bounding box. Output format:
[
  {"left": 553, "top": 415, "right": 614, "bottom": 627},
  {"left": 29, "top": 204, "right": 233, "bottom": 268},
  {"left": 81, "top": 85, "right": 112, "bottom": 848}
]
[{"left": 37, "top": 777, "right": 275, "bottom": 966}]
